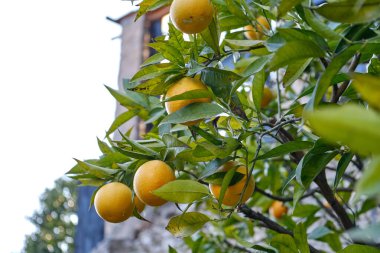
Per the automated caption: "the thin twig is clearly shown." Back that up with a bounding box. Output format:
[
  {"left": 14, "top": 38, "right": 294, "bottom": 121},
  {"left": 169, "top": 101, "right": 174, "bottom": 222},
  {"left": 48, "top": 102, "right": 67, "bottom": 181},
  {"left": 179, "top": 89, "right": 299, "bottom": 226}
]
[{"left": 331, "top": 54, "right": 361, "bottom": 103}]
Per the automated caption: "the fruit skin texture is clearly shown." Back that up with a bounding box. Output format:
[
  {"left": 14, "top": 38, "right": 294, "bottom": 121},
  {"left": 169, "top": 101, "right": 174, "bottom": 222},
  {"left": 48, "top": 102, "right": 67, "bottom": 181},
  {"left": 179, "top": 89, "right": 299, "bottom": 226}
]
[
  {"left": 269, "top": 201, "right": 288, "bottom": 219},
  {"left": 133, "top": 160, "right": 176, "bottom": 206},
  {"left": 244, "top": 16, "right": 270, "bottom": 40},
  {"left": 170, "top": 0, "right": 214, "bottom": 34},
  {"left": 165, "top": 77, "right": 211, "bottom": 126},
  {"left": 94, "top": 182, "right": 134, "bottom": 223},
  {"left": 261, "top": 87, "right": 274, "bottom": 108},
  {"left": 209, "top": 161, "right": 255, "bottom": 206}
]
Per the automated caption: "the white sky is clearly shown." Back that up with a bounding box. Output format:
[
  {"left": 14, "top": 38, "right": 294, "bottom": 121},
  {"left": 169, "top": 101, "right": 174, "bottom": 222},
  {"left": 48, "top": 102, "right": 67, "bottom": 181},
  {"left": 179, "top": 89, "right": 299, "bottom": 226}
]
[{"left": 0, "top": 1, "right": 137, "bottom": 252}]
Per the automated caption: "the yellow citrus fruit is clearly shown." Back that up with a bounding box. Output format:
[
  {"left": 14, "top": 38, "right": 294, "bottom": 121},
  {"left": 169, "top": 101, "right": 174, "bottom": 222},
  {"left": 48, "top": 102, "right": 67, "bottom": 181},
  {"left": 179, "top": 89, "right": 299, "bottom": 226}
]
[
  {"left": 133, "top": 160, "right": 176, "bottom": 206},
  {"left": 165, "top": 77, "right": 211, "bottom": 126},
  {"left": 94, "top": 182, "right": 133, "bottom": 223},
  {"left": 269, "top": 201, "right": 288, "bottom": 219},
  {"left": 209, "top": 161, "right": 255, "bottom": 206},
  {"left": 133, "top": 195, "right": 145, "bottom": 213},
  {"left": 261, "top": 87, "right": 274, "bottom": 108},
  {"left": 244, "top": 16, "right": 270, "bottom": 40},
  {"left": 170, "top": 0, "right": 214, "bottom": 34}
]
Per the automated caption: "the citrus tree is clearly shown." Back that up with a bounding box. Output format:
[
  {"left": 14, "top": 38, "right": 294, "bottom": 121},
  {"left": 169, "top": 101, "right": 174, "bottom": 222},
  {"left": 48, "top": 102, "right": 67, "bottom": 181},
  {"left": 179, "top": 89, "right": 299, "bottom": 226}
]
[{"left": 67, "top": 0, "right": 380, "bottom": 252}]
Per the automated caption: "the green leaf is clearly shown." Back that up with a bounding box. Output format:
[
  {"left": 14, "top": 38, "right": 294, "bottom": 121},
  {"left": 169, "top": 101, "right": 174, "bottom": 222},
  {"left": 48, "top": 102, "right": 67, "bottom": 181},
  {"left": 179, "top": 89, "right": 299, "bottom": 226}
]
[
  {"left": 225, "top": 39, "right": 264, "bottom": 49},
  {"left": 295, "top": 140, "right": 338, "bottom": 188},
  {"left": 202, "top": 171, "right": 244, "bottom": 185},
  {"left": 118, "top": 131, "right": 158, "bottom": 157},
  {"left": 294, "top": 223, "right": 310, "bottom": 253},
  {"left": 201, "top": 67, "right": 242, "bottom": 101},
  {"left": 162, "top": 134, "right": 189, "bottom": 148},
  {"left": 251, "top": 69, "right": 266, "bottom": 114},
  {"left": 352, "top": 73, "right": 380, "bottom": 110},
  {"left": 131, "top": 63, "right": 181, "bottom": 83},
  {"left": 106, "top": 110, "right": 138, "bottom": 136},
  {"left": 168, "top": 246, "right": 178, "bottom": 253},
  {"left": 128, "top": 72, "right": 185, "bottom": 96},
  {"left": 307, "top": 45, "right": 360, "bottom": 108},
  {"left": 349, "top": 223, "right": 380, "bottom": 245},
  {"left": 309, "top": 226, "right": 332, "bottom": 240},
  {"left": 160, "top": 103, "right": 224, "bottom": 125},
  {"left": 197, "top": 137, "right": 240, "bottom": 159},
  {"left": 162, "top": 89, "right": 212, "bottom": 102},
  {"left": 74, "top": 159, "right": 116, "bottom": 179},
  {"left": 283, "top": 58, "right": 312, "bottom": 87},
  {"left": 168, "top": 23, "right": 188, "bottom": 51},
  {"left": 316, "top": 0, "right": 380, "bottom": 24},
  {"left": 305, "top": 104, "right": 380, "bottom": 155},
  {"left": 135, "top": 0, "right": 170, "bottom": 21},
  {"left": 355, "top": 156, "right": 380, "bottom": 199},
  {"left": 243, "top": 55, "right": 271, "bottom": 77},
  {"left": 278, "top": 0, "right": 303, "bottom": 17},
  {"left": 334, "top": 152, "right": 354, "bottom": 190},
  {"left": 165, "top": 212, "right": 210, "bottom": 237},
  {"left": 297, "top": 151, "right": 339, "bottom": 187},
  {"left": 269, "top": 41, "right": 325, "bottom": 71},
  {"left": 270, "top": 234, "right": 298, "bottom": 253},
  {"left": 218, "top": 168, "right": 237, "bottom": 206},
  {"left": 200, "top": 17, "right": 220, "bottom": 54},
  {"left": 97, "top": 138, "right": 112, "bottom": 155},
  {"left": 338, "top": 245, "right": 380, "bottom": 253},
  {"left": 153, "top": 180, "right": 209, "bottom": 203},
  {"left": 189, "top": 125, "right": 223, "bottom": 146},
  {"left": 368, "top": 58, "right": 380, "bottom": 76},
  {"left": 149, "top": 42, "right": 185, "bottom": 66},
  {"left": 113, "top": 147, "right": 156, "bottom": 160},
  {"left": 303, "top": 8, "right": 340, "bottom": 40},
  {"left": 105, "top": 85, "right": 149, "bottom": 109},
  {"left": 257, "top": 141, "right": 314, "bottom": 160},
  {"left": 252, "top": 245, "right": 278, "bottom": 253}
]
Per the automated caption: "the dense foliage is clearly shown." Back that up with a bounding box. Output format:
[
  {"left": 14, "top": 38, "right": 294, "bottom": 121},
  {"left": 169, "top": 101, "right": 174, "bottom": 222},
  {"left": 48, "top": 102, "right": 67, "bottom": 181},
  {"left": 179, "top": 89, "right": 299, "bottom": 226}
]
[
  {"left": 67, "top": 0, "right": 380, "bottom": 252},
  {"left": 23, "top": 178, "right": 77, "bottom": 253}
]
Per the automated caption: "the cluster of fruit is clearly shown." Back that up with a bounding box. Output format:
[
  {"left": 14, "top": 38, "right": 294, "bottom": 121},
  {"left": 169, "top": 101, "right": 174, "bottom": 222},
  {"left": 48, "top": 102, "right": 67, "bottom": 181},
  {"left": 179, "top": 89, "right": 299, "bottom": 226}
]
[{"left": 94, "top": 0, "right": 284, "bottom": 224}]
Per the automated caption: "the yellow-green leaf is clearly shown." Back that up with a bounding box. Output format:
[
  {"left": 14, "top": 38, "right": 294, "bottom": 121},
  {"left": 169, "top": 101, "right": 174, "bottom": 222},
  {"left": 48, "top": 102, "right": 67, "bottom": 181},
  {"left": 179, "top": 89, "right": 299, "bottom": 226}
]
[
  {"left": 352, "top": 73, "right": 380, "bottom": 110},
  {"left": 166, "top": 212, "right": 210, "bottom": 237},
  {"left": 305, "top": 104, "right": 380, "bottom": 155}
]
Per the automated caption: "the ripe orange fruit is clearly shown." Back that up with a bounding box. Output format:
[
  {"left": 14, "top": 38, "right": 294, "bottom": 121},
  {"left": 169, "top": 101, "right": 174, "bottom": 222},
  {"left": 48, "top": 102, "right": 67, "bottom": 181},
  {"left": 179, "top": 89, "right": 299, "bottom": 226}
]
[
  {"left": 261, "top": 87, "right": 274, "bottom": 108},
  {"left": 133, "top": 160, "right": 176, "bottom": 206},
  {"left": 94, "top": 182, "right": 133, "bottom": 223},
  {"left": 269, "top": 201, "right": 288, "bottom": 219},
  {"left": 244, "top": 16, "right": 270, "bottom": 40},
  {"left": 170, "top": 0, "right": 214, "bottom": 34},
  {"left": 165, "top": 77, "right": 211, "bottom": 126},
  {"left": 209, "top": 161, "right": 255, "bottom": 206}
]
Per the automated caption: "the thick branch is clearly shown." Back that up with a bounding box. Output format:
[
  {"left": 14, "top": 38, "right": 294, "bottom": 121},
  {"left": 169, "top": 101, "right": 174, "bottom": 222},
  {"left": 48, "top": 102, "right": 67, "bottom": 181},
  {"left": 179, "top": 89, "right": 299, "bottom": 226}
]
[
  {"left": 314, "top": 171, "right": 355, "bottom": 230},
  {"left": 239, "top": 205, "right": 321, "bottom": 253}
]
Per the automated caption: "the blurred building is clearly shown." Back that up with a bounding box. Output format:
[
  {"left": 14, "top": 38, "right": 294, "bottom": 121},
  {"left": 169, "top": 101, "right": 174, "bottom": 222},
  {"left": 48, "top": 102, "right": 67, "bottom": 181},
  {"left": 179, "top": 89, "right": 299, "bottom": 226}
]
[{"left": 75, "top": 7, "right": 186, "bottom": 253}]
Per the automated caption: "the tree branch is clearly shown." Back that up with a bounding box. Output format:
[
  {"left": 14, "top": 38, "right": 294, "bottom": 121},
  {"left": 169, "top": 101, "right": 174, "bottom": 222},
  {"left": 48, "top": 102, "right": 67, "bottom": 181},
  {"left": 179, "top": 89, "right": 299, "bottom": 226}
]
[
  {"left": 238, "top": 205, "right": 321, "bottom": 253},
  {"left": 331, "top": 54, "right": 361, "bottom": 103}
]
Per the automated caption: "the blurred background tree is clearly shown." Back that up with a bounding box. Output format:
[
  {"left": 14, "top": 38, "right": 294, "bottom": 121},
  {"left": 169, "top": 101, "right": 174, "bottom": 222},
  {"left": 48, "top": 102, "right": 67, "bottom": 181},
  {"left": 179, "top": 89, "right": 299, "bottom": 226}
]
[{"left": 23, "top": 178, "right": 77, "bottom": 253}]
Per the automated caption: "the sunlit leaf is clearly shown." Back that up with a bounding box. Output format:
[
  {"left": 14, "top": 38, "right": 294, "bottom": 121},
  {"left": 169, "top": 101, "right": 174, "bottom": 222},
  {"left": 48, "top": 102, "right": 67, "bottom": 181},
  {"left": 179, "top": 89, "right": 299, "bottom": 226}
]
[
  {"left": 166, "top": 212, "right": 210, "bottom": 237},
  {"left": 316, "top": 0, "right": 380, "bottom": 24},
  {"left": 305, "top": 104, "right": 380, "bottom": 155},
  {"left": 355, "top": 156, "right": 380, "bottom": 199},
  {"left": 153, "top": 180, "right": 209, "bottom": 203},
  {"left": 352, "top": 73, "right": 380, "bottom": 110},
  {"left": 160, "top": 103, "right": 224, "bottom": 125}
]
